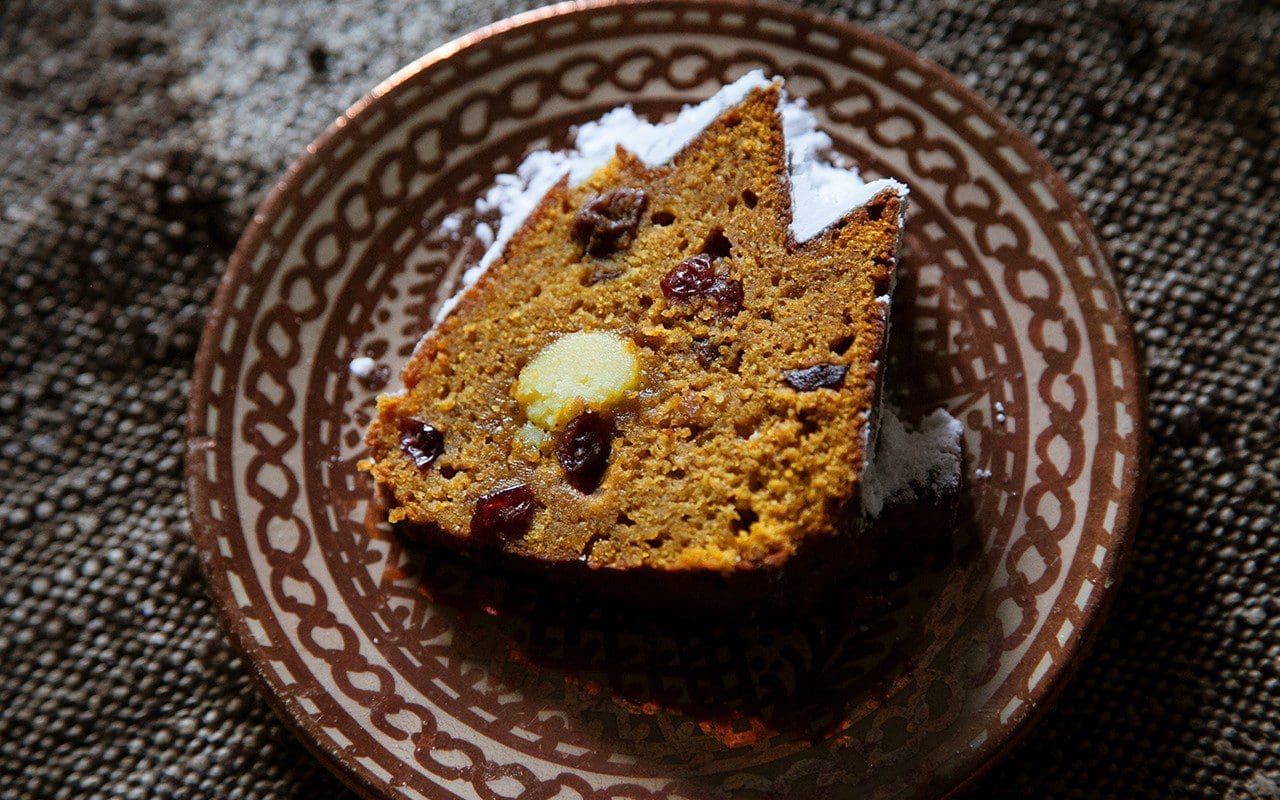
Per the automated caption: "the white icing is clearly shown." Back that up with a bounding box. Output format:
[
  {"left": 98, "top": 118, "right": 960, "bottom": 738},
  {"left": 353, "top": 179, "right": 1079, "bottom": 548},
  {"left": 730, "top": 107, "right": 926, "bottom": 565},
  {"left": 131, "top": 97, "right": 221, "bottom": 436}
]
[
  {"left": 874, "top": 294, "right": 892, "bottom": 316},
  {"left": 861, "top": 408, "right": 963, "bottom": 518},
  {"left": 780, "top": 97, "right": 907, "bottom": 241},
  {"left": 433, "top": 70, "right": 907, "bottom": 322},
  {"left": 348, "top": 356, "right": 376, "bottom": 378},
  {"left": 438, "top": 213, "right": 462, "bottom": 238},
  {"left": 432, "top": 291, "right": 463, "bottom": 323},
  {"left": 574, "top": 71, "right": 770, "bottom": 171}
]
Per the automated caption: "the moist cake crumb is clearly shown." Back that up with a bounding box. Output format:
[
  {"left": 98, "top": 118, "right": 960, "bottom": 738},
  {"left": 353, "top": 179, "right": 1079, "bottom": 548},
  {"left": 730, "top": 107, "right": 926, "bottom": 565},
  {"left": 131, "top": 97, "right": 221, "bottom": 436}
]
[{"left": 366, "top": 79, "right": 913, "bottom": 579}]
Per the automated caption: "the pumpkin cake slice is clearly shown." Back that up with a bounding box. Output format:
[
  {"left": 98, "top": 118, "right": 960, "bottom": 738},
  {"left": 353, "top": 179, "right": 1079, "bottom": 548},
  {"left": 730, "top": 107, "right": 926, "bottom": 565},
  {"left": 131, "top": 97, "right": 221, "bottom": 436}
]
[{"left": 364, "top": 76, "right": 907, "bottom": 591}]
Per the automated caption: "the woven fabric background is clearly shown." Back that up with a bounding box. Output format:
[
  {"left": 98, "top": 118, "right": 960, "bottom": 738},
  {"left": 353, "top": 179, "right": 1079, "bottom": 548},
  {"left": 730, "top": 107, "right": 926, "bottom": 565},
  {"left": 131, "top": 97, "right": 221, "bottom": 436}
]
[{"left": 1, "top": 0, "right": 1276, "bottom": 797}]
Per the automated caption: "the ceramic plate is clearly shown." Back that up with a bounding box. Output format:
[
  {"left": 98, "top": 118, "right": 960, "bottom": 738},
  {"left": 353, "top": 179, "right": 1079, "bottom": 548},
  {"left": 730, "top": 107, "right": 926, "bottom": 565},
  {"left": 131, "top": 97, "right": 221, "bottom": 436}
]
[{"left": 186, "top": 1, "right": 1147, "bottom": 797}]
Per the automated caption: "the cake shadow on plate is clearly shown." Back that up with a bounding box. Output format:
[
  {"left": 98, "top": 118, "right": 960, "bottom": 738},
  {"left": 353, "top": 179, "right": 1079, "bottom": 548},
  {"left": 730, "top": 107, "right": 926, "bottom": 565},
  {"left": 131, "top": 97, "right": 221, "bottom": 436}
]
[{"left": 387, "top": 486, "right": 985, "bottom": 749}]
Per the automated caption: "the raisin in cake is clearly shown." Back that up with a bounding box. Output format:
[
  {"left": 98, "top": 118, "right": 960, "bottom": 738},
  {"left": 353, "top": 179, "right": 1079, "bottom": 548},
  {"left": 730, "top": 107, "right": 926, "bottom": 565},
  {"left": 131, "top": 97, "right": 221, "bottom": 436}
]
[{"left": 365, "top": 78, "right": 906, "bottom": 584}]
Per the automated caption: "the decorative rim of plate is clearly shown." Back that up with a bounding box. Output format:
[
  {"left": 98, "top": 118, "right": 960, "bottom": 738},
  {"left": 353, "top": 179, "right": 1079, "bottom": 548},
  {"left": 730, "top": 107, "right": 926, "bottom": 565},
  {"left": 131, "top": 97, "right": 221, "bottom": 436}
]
[{"left": 186, "top": 1, "right": 1149, "bottom": 798}]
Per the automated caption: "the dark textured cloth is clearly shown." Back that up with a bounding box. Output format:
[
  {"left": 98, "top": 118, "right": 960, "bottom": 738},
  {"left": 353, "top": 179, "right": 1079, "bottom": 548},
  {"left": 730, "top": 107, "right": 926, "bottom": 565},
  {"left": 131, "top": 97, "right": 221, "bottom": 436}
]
[{"left": 1, "top": 0, "right": 1276, "bottom": 797}]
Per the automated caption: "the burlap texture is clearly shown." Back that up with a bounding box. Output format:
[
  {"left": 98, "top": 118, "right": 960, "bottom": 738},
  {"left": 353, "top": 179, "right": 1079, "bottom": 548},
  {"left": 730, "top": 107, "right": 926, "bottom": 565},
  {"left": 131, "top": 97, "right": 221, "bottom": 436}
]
[{"left": 1, "top": 0, "right": 1276, "bottom": 797}]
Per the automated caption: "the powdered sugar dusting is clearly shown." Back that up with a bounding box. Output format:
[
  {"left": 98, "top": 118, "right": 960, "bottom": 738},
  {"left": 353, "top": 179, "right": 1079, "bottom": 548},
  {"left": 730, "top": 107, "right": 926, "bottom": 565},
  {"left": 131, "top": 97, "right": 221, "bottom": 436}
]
[
  {"left": 862, "top": 408, "right": 964, "bottom": 518},
  {"left": 432, "top": 70, "right": 906, "bottom": 322}
]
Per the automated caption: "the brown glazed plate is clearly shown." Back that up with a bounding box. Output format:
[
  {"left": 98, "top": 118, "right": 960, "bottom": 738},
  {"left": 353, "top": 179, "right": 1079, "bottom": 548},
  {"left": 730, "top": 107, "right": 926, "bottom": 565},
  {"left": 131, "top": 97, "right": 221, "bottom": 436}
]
[{"left": 185, "top": 1, "right": 1147, "bottom": 798}]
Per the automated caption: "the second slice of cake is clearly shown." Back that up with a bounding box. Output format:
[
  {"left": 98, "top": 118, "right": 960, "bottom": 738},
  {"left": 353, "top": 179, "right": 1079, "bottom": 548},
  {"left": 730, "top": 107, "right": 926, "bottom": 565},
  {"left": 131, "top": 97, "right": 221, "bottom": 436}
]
[{"left": 366, "top": 76, "right": 906, "bottom": 579}]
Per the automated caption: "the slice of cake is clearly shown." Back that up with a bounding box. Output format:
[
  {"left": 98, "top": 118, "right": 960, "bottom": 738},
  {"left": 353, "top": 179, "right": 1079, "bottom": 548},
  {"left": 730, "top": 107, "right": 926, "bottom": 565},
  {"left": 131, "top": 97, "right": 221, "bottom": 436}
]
[{"left": 365, "top": 74, "right": 906, "bottom": 585}]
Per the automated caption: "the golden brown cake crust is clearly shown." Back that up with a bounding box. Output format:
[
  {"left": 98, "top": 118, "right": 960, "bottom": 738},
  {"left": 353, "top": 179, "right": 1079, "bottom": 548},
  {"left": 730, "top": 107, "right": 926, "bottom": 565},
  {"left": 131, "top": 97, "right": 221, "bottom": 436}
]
[{"left": 365, "top": 85, "right": 904, "bottom": 575}]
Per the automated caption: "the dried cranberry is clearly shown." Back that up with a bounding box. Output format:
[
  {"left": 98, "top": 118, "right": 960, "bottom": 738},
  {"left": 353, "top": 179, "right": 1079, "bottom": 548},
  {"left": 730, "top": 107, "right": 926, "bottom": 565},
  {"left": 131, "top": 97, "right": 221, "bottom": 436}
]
[
  {"left": 660, "top": 254, "right": 744, "bottom": 316},
  {"left": 660, "top": 253, "right": 716, "bottom": 299},
  {"left": 707, "top": 275, "right": 744, "bottom": 315},
  {"left": 571, "top": 188, "right": 648, "bottom": 256},
  {"left": 470, "top": 484, "right": 537, "bottom": 542},
  {"left": 399, "top": 420, "right": 444, "bottom": 469},
  {"left": 783, "top": 363, "right": 849, "bottom": 391},
  {"left": 555, "top": 411, "right": 614, "bottom": 493}
]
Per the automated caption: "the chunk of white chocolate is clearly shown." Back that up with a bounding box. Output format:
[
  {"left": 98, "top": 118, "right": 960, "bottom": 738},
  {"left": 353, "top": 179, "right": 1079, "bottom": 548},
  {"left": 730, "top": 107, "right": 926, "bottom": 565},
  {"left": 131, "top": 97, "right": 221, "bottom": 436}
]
[{"left": 515, "top": 331, "right": 640, "bottom": 429}]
